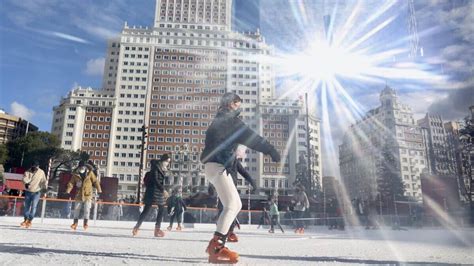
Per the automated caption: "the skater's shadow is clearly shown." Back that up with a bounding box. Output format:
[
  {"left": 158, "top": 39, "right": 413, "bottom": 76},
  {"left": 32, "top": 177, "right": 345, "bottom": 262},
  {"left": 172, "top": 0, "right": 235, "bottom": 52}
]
[
  {"left": 240, "top": 254, "right": 455, "bottom": 265},
  {"left": 1, "top": 226, "right": 207, "bottom": 243},
  {"left": 0, "top": 243, "right": 206, "bottom": 264}
]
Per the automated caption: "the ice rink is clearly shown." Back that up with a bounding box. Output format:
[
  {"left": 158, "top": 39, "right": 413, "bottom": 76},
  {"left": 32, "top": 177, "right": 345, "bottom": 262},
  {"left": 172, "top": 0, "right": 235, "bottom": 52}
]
[{"left": 0, "top": 217, "right": 473, "bottom": 265}]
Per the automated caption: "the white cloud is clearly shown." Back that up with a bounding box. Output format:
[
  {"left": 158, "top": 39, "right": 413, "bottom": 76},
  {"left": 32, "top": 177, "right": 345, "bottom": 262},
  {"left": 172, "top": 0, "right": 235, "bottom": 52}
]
[
  {"left": 34, "top": 29, "right": 90, "bottom": 44},
  {"left": 79, "top": 24, "right": 119, "bottom": 40},
  {"left": 399, "top": 90, "right": 448, "bottom": 118},
  {"left": 10, "top": 101, "right": 35, "bottom": 120},
  {"left": 50, "top": 31, "right": 89, "bottom": 44},
  {"left": 85, "top": 57, "right": 105, "bottom": 76}
]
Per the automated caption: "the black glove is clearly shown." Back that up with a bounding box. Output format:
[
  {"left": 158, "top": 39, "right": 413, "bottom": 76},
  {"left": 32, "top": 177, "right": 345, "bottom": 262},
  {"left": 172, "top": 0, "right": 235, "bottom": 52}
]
[
  {"left": 268, "top": 148, "right": 281, "bottom": 163},
  {"left": 250, "top": 181, "right": 258, "bottom": 193},
  {"left": 24, "top": 183, "right": 30, "bottom": 190}
]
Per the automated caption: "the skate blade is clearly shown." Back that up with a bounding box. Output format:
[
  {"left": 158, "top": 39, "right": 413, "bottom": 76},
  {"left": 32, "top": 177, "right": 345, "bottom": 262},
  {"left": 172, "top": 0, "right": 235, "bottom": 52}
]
[{"left": 208, "top": 256, "right": 239, "bottom": 264}]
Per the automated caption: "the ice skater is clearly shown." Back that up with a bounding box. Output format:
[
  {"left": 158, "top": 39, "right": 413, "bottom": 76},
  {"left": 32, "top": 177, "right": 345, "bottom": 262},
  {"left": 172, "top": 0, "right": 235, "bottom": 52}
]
[
  {"left": 21, "top": 161, "right": 47, "bottom": 228},
  {"left": 167, "top": 186, "right": 187, "bottom": 231},
  {"left": 257, "top": 206, "right": 270, "bottom": 229},
  {"left": 66, "top": 161, "right": 102, "bottom": 230},
  {"left": 201, "top": 92, "right": 280, "bottom": 263},
  {"left": 292, "top": 184, "right": 309, "bottom": 234},
  {"left": 269, "top": 197, "right": 284, "bottom": 233},
  {"left": 132, "top": 155, "right": 170, "bottom": 237}
]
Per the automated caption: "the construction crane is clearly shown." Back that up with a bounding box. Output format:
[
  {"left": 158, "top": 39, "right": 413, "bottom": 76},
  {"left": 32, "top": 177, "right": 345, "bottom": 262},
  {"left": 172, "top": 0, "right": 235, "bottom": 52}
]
[{"left": 407, "top": 0, "right": 421, "bottom": 59}]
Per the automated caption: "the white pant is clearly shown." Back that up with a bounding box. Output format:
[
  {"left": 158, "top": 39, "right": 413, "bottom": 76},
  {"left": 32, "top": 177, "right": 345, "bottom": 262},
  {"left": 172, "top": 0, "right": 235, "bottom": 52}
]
[
  {"left": 73, "top": 199, "right": 92, "bottom": 220},
  {"left": 205, "top": 162, "right": 242, "bottom": 235}
]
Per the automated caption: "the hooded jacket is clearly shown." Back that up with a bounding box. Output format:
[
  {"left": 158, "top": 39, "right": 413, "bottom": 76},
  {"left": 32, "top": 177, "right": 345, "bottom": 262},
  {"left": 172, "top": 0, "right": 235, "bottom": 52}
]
[
  {"left": 200, "top": 109, "right": 277, "bottom": 167},
  {"left": 66, "top": 167, "right": 102, "bottom": 201}
]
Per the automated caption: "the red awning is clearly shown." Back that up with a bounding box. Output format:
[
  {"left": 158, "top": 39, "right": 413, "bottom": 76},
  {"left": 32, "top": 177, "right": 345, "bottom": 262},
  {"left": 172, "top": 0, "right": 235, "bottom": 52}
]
[{"left": 5, "top": 179, "right": 25, "bottom": 190}]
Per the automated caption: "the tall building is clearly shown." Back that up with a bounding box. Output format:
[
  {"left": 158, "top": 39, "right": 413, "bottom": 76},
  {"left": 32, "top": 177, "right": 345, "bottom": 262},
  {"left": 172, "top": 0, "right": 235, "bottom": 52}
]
[
  {"left": 418, "top": 114, "right": 456, "bottom": 175},
  {"left": 0, "top": 109, "right": 38, "bottom": 144},
  {"left": 339, "top": 86, "right": 426, "bottom": 201},
  {"left": 256, "top": 98, "right": 321, "bottom": 195},
  {"left": 52, "top": 0, "right": 321, "bottom": 198},
  {"left": 51, "top": 87, "right": 115, "bottom": 177}
]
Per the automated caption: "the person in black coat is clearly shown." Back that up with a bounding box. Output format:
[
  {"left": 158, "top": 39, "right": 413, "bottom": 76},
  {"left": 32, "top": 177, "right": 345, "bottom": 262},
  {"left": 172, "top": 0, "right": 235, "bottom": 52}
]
[
  {"left": 201, "top": 92, "right": 280, "bottom": 263},
  {"left": 132, "top": 154, "right": 171, "bottom": 237}
]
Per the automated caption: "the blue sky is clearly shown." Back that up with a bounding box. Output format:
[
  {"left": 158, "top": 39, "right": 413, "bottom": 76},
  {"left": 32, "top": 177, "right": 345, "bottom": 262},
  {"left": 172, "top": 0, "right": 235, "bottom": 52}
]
[
  {"left": 1, "top": 0, "right": 472, "bottom": 129},
  {"left": 1, "top": 0, "right": 472, "bottom": 176}
]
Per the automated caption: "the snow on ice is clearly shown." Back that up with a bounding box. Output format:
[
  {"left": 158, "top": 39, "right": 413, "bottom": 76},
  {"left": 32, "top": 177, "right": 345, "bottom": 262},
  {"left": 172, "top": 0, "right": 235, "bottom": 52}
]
[{"left": 0, "top": 217, "right": 473, "bottom": 265}]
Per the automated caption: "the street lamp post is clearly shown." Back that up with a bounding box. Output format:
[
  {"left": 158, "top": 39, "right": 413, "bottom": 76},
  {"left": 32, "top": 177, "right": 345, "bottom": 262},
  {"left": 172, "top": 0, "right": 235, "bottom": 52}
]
[
  {"left": 136, "top": 125, "right": 147, "bottom": 203},
  {"left": 305, "top": 93, "right": 313, "bottom": 195}
]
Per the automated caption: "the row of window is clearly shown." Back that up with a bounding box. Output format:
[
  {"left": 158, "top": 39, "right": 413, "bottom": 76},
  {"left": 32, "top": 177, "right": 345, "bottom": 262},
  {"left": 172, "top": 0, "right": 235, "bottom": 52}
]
[
  {"left": 264, "top": 123, "right": 289, "bottom": 129},
  {"left": 160, "top": 14, "right": 226, "bottom": 22},
  {"left": 121, "top": 76, "right": 147, "bottom": 82},
  {"left": 85, "top": 124, "right": 110, "bottom": 130},
  {"left": 156, "top": 48, "right": 226, "bottom": 56},
  {"left": 85, "top": 116, "right": 111, "bottom": 122},
  {"left": 152, "top": 77, "right": 225, "bottom": 85},
  {"left": 122, "top": 61, "right": 148, "bottom": 67},
  {"left": 230, "top": 81, "right": 258, "bottom": 87},
  {"left": 161, "top": 1, "right": 226, "bottom": 11},
  {"left": 151, "top": 103, "right": 214, "bottom": 114},
  {"left": 115, "top": 135, "right": 143, "bottom": 141},
  {"left": 124, "top": 46, "right": 149, "bottom": 52},
  {"left": 80, "top": 100, "right": 113, "bottom": 107},
  {"left": 149, "top": 120, "right": 208, "bottom": 128},
  {"left": 156, "top": 23, "right": 226, "bottom": 31},
  {"left": 116, "top": 127, "right": 144, "bottom": 133},
  {"left": 155, "top": 37, "right": 227, "bottom": 47},
  {"left": 84, "top": 150, "right": 108, "bottom": 156},
  {"left": 263, "top": 132, "right": 290, "bottom": 138},
  {"left": 154, "top": 87, "right": 225, "bottom": 94},
  {"left": 113, "top": 161, "right": 140, "bottom": 167},
  {"left": 120, "top": 85, "right": 146, "bottom": 90},
  {"left": 117, "top": 110, "right": 145, "bottom": 116},
  {"left": 119, "top": 102, "right": 145, "bottom": 108},
  {"left": 148, "top": 135, "right": 205, "bottom": 145},
  {"left": 85, "top": 108, "right": 112, "bottom": 113},
  {"left": 115, "top": 152, "right": 140, "bottom": 158},
  {"left": 147, "top": 127, "right": 206, "bottom": 136},
  {"left": 83, "top": 133, "right": 110, "bottom": 139},
  {"left": 263, "top": 179, "right": 290, "bottom": 188},
  {"left": 156, "top": 70, "right": 226, "bottom": 79},
  {"left": 122, "top": 69, "right": 147, "bottom": 74},
  {"left": 155, "top": 62, "right": 226, "bottom": 73},
  {"left": 156, "top": 54, "right": 225, "bottom": 64},
  {"left": 116, "top": 117, "right": 144, "bottom": 124}
]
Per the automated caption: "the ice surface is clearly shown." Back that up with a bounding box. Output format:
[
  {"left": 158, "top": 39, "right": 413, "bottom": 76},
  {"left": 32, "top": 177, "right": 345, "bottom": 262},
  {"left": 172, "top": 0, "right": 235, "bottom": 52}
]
[{"left": 0, "top": 217, "right": 472, "bottom": 265}]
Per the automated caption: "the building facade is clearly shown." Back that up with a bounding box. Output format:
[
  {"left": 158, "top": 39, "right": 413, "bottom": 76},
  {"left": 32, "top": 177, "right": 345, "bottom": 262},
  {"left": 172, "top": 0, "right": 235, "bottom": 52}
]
[
  {"left": 339, "top": 86, "right": 426, "bottom": 201},
  {"left": 51, "top": 87, "right": 115, "bottom": 177},
  {"left": 418, "top": 114, "right": 456, "bottom": 175},
  {"left": 0, "top": 110, "right": 38, "bottom": 144},
  {"left": 52, "top": 0, "right": 322, "bottom": 198}
]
